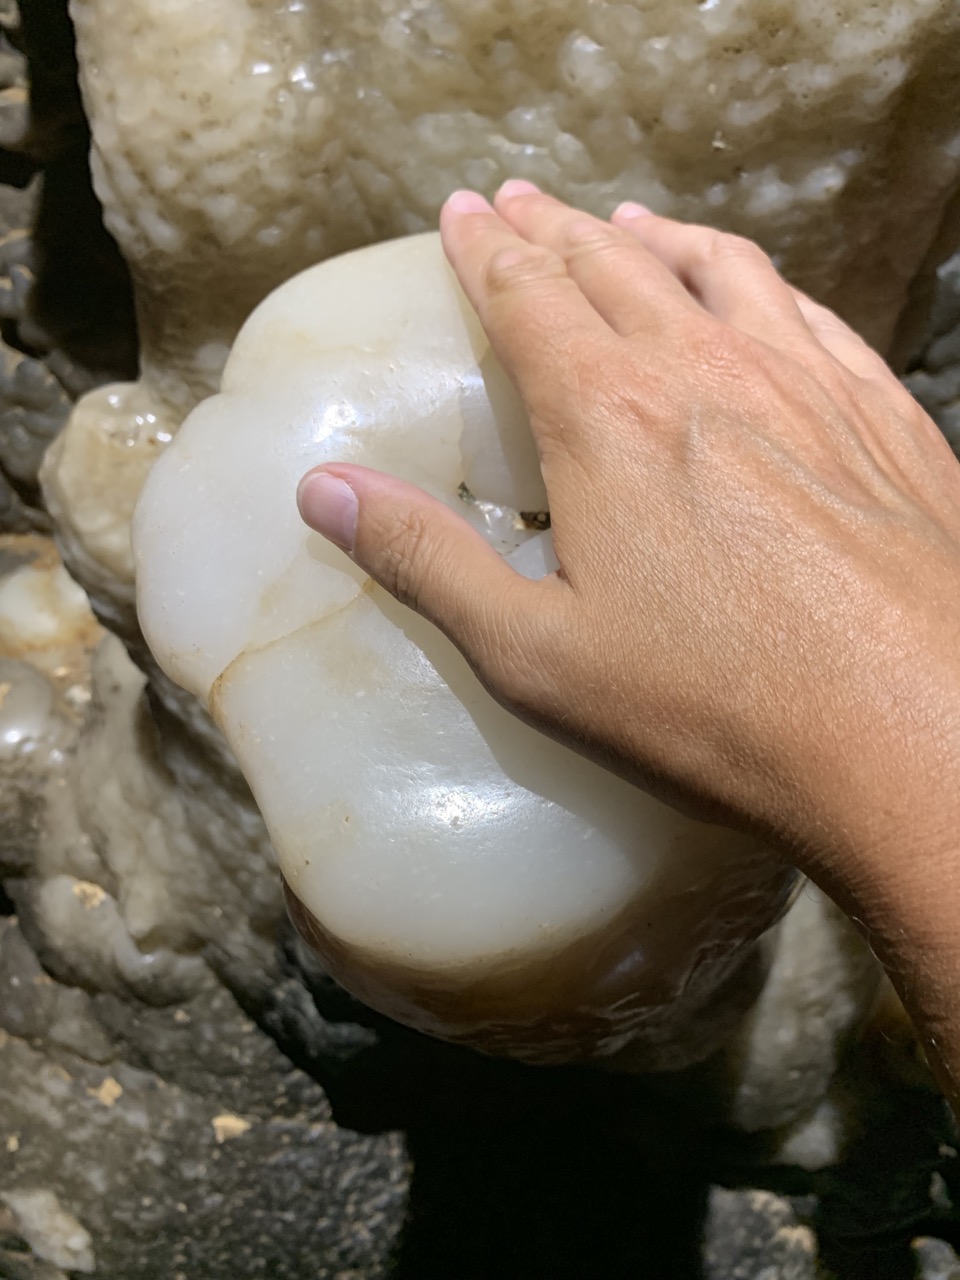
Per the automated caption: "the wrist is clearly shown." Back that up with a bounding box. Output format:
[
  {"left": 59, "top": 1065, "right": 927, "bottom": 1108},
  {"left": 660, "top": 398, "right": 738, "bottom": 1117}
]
[{"left": 797, "top": 708, "right": 960, "bottom": 1108}]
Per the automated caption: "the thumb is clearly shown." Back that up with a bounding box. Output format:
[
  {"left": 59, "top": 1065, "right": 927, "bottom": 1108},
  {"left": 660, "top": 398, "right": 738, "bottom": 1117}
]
[{"left": 296, "top": 463, "right": 546, "bottom": 680}]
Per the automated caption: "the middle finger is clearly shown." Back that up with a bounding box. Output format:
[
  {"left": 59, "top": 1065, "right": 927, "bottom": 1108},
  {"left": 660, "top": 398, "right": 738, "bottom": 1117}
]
[{"left": 493, "top": 180, "right": 703, "bottom": 339}]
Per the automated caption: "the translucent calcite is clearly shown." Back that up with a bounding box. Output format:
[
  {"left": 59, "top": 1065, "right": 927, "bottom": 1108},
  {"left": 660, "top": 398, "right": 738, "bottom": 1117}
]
[{"left": 134, "top": 233, "right": 799, "bottom": 1066}]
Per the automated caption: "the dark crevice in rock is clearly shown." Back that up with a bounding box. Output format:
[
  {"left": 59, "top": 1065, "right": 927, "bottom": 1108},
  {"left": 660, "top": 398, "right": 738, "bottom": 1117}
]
[{"left": 12, "top": 0, "right": 137, "bottom": 379}]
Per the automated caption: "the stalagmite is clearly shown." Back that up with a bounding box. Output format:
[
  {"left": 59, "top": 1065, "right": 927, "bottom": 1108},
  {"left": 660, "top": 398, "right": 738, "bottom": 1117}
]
[{"left": 136, "top": 232, "right": 801, "bottom": 1066}]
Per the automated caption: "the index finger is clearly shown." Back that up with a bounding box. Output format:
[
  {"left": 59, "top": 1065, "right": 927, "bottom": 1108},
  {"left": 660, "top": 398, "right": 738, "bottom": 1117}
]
[{"left": 439, "top": 189, "right": 615, "bottom": 439}]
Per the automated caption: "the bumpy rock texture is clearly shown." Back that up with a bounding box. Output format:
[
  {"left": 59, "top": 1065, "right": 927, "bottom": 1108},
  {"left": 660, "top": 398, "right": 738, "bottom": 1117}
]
[
  {"left": 0, "top": 0, "right": 959, "bottom": 1276},
  {"left": 42, "top": 0, "right": 960, "bottom": 628},
  {"left": 72, "top": 0, "right": 960, "bottom": 362},
  {"left": 908, "top": 252, "right": 960, "bottom": 455},
  {"left": 0, "top": 0, "right": 135, "bottom": 537}
]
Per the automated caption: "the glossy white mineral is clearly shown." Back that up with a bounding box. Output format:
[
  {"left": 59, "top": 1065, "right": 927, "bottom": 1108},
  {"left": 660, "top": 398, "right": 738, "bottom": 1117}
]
[{"left": 134, "top": 234, "right": 796, "bottom": 1065}]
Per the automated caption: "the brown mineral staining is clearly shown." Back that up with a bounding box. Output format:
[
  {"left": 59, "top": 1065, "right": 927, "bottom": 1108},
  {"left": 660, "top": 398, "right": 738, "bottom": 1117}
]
[
  {"left": 0, "top": 536, "right": 102, "bottom": 708},
  {"left": 0, "top": 535, "right": 59, "bottom": 574},
  {"left": 282, "top": 860, "right": 791, "bottom": 1072},
  {"left": 211, "top": 1113, "right": 251, "bottom": 1144},
  {"left": 0, "top": 539, "right": 100, "bottom": 659},
  {"left": 71, "top": 881, "right": 106, "bottom": 909},
  {"left": 87, "top": 1077, "right": 123, "bottom": 1108}
]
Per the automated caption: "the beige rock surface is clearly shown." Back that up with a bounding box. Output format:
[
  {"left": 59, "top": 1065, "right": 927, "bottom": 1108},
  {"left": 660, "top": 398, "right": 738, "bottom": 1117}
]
[
  {"left": 0, "top": 1187, "right": 94, "bottom": 1273},
  {"left": 43, "top": 0, "right": 960, "bottom": 622},
  {"left": 0, "top": 535, "right": 276, "bottom": 1004}
]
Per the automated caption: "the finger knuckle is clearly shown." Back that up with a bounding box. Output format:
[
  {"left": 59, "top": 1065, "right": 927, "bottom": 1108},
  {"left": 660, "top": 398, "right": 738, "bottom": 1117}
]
[
  {"left": 562, "top": 217, "right": 625, "bottom": 262},
  {"left": 701, "top": 229, "right": 770, "bottom": 270},
  {"left": 681, "top": 315, "right": 751, "bottom": 381},
  {"left": 483, "top": 244, "right": 565, "bottom": 297},
  {"left": 703, "top": 332, "right": 798, "bottom": 408},
  {"left": 801, "top": 301, "right": 854, "bottom": 344}
]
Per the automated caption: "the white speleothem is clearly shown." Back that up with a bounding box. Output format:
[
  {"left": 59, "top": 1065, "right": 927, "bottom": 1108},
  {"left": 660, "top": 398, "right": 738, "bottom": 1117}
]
[
  {"left": 134, "top": 234, "right": 797, "bottom": 1067},
  {"left": 46, "top": 0, "right": 960, "bottom": 630}
]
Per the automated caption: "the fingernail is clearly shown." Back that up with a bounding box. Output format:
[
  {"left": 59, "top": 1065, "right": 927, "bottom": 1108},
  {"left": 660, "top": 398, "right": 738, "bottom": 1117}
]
[
  {"left": 612, "top": 201, "right": 652, "bottom": 220},
  {"left": 497, "top": 178, "right": 541, "bottom": 199},
  {"left": 297, "top": 471, "right": 358, "bottom": 552},
  {"left": 445, "top": 189, "right": 493, "bottom": 214}
]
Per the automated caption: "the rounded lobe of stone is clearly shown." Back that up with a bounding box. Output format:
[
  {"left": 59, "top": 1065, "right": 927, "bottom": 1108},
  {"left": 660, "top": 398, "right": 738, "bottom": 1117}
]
[{"left": 135, "top": 231, "right": 796, "bottom": 1066}]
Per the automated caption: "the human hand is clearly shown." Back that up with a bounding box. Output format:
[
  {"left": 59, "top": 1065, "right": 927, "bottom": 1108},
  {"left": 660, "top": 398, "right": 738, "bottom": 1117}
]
[
  {"left": 298, "top": 182, "right": 960, "bottom": 880},
  {"left": 298, "top": 185, "right": 960, "bottom": 1103}
]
